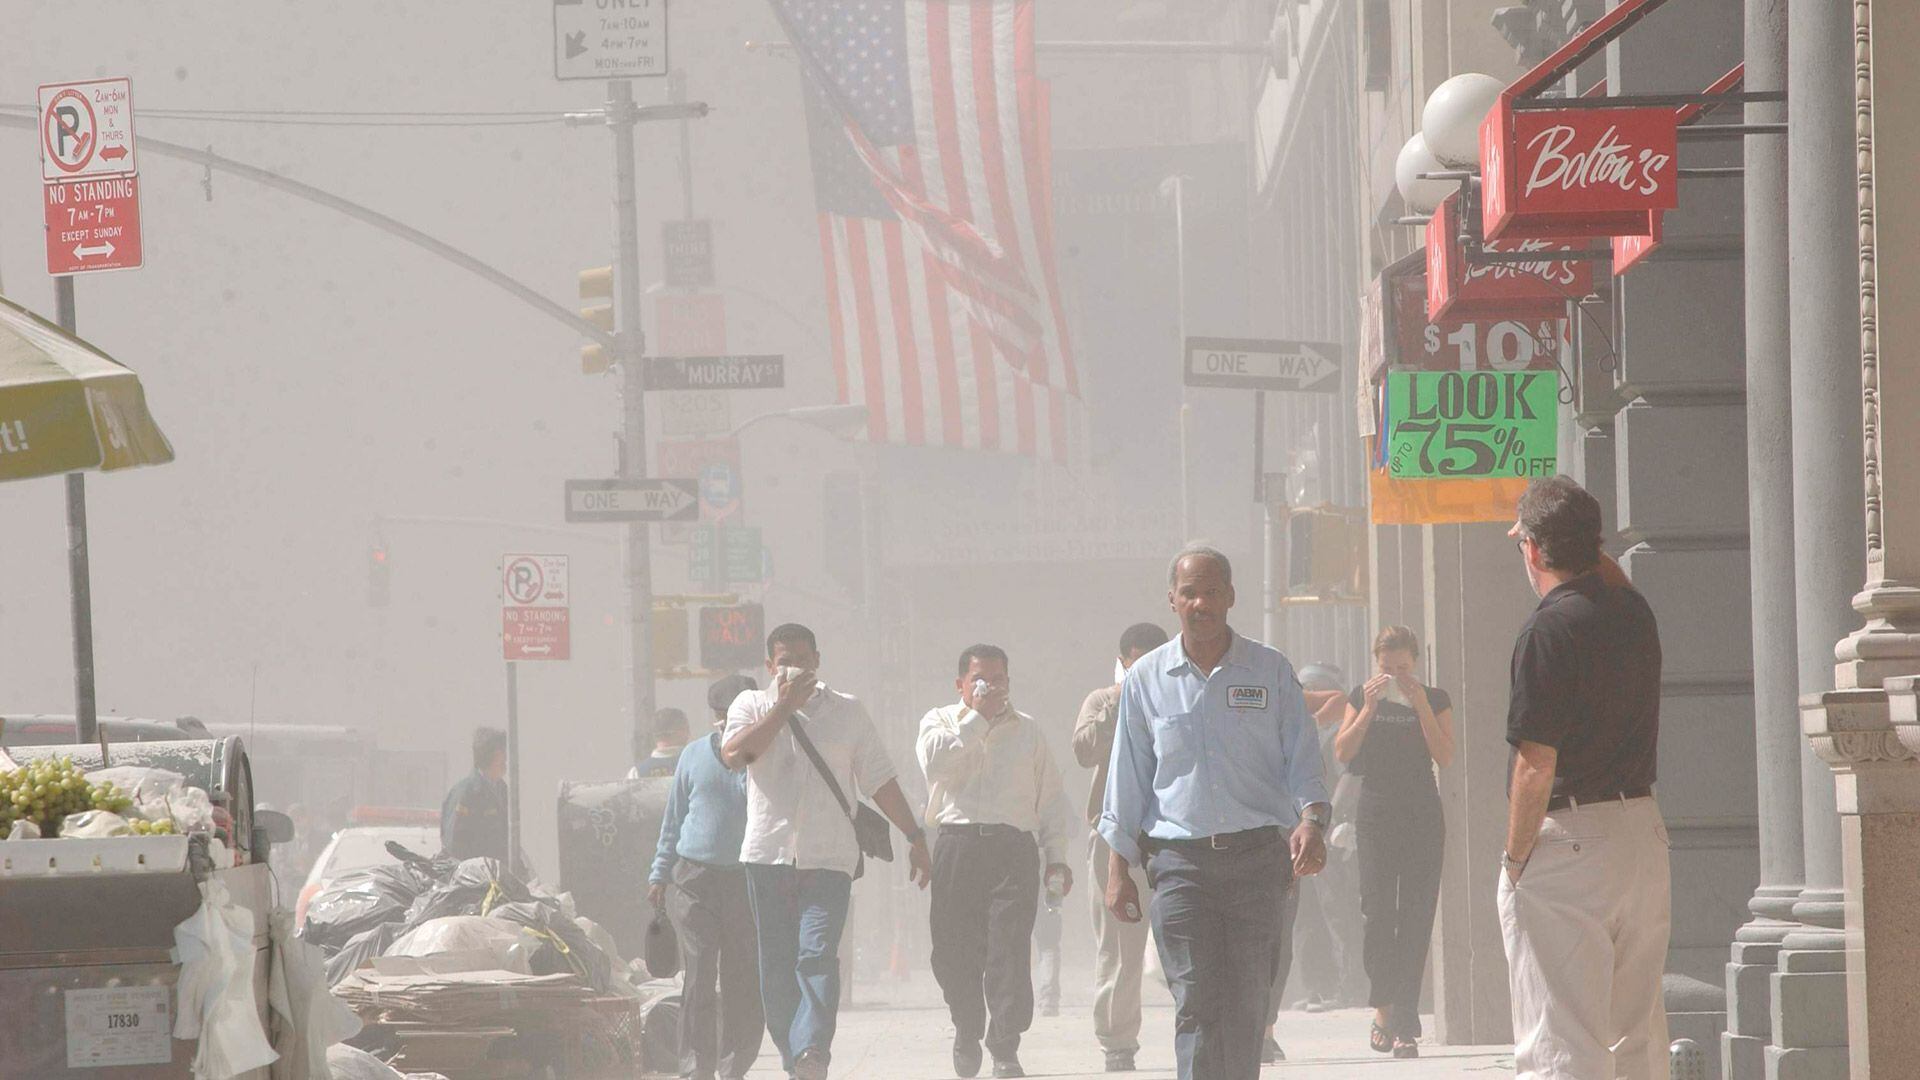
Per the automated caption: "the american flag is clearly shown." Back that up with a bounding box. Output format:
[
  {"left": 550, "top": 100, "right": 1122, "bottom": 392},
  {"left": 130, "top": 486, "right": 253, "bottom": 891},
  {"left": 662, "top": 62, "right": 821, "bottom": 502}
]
[{"left": 775, "top": 0, "right": 1084, "bottom": 462}]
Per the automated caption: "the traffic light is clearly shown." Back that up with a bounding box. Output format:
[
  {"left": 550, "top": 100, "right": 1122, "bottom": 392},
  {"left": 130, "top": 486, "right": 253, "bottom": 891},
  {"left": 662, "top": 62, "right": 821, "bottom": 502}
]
[
  {"left": 368, "top": 545, "right": 390, "bottom": 608},
  {"left": 579, "top": 265, "right": 614, "bottom": 374}
]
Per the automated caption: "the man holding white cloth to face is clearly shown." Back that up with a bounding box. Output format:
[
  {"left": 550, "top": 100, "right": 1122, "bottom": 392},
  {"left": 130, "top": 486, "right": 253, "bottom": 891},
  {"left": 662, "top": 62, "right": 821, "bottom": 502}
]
[{"left": 919, "top": 643, "right": 1074, "bottom": 1080}]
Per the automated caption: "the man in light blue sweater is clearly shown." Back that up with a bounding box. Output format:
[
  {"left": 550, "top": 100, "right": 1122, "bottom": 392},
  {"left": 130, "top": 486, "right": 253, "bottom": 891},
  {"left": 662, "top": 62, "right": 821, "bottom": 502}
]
[{"left": 651, "top": 675, "right": 764, "bottom": 1080}]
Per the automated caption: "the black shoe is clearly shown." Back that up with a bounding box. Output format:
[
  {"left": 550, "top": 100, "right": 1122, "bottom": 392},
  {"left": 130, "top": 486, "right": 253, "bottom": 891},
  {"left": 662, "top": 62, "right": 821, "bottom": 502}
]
[
  {"left": 1103, "top": 1049, "right": 1137, "bottom": 1072},
  {"left": 1303, "top": 995, "right": 1330, "bottom": 1013},
  {"left": 991, "top": 1057, "right": 1026, "bottom": 1079},
  {"left": 953, "top": 1037, "right": 982, "bottom": 1079},
  {"left": 1261, "top": 1035, "right": 1285, "bottom": 1064},
  {"left": 794, "top": 1049, "right": 830, "bottom": 1080},
  {"left": 1392, "top": 1037, "right": 1420, "bottom": 1058}
]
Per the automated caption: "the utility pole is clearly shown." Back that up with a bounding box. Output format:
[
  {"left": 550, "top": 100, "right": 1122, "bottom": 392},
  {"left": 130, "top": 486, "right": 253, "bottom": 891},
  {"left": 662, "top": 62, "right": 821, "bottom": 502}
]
[
  {"left": 609, "top": 80, "right": 657, "bottom": 756},
  {"left": 582, "top": 81, "right": 709, "bottom": 755}
]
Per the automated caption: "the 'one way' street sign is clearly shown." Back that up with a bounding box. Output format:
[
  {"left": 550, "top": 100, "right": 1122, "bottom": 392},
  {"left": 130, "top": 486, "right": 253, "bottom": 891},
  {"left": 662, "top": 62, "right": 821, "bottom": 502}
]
[
  {"left": 1183, "top": 337, "right": 1341, "bottom": 393},
  {"left": 565, "top": 479, "right": 698, "bottom": 523}
]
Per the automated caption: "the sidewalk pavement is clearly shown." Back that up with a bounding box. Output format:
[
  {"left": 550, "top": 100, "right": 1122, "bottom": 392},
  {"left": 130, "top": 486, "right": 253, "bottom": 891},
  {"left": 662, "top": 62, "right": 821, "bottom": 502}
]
[{"left": 736, "top": 995, "right": 1515, "bottom": 1079}]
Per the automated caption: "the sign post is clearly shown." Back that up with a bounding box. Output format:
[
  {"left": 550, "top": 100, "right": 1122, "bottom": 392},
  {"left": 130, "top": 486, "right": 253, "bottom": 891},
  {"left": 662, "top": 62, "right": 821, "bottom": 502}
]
[
  {"left": 502, "top": 553, "right": 569, "bottom": 879},
  {"left": 37, "top": 76, "right": 144, "bottom": 744}
]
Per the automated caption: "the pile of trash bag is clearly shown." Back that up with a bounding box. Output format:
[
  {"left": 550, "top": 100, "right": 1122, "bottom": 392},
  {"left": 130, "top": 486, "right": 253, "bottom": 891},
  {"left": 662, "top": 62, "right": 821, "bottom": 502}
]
[{"left": 301, "top": 845, "right": 620, "bottom": 994}]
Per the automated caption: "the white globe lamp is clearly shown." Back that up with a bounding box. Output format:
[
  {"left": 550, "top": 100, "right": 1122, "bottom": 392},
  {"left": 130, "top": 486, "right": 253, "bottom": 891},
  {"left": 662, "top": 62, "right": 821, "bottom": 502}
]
[
  {"left": 1394, "top": 134, "right": 1452, "bottom": 215},
  {"left": 1422, "top": 73, "right": 1505, "bottom": 169}
]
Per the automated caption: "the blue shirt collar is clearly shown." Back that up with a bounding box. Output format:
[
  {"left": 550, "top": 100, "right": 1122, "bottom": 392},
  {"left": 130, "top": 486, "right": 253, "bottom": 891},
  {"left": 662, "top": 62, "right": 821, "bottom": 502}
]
[{"left": 1165, "top": 629, "right": 1247, "bottom": 676}]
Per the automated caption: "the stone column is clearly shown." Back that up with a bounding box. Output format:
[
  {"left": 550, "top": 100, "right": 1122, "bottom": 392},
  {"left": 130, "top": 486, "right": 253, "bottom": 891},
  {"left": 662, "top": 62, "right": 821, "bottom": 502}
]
[
  {"left": 1769, "top": 0, "right": 1864, "bottom": 1073},
  {"left": 1801, "top": 2, "right": 1920, "bottom": 1075},
  {"left": 1724, "top": 0, "right": 1803, "bottom": 1076},
  {"left": 1424, "top": 522, "right": 1529, "bottom": 1045}
]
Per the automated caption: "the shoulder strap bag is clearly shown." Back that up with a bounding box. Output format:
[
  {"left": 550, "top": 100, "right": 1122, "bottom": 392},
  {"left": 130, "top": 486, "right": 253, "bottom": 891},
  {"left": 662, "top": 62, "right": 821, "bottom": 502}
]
[{"left": 787, "top": 712, "right": 895, "bottom": 879}]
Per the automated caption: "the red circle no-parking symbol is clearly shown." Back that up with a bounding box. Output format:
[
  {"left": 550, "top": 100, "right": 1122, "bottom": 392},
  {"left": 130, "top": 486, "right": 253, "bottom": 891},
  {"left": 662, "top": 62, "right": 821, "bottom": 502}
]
[{"left": 42, "top": 89, "right": 97, "bottom": 175}]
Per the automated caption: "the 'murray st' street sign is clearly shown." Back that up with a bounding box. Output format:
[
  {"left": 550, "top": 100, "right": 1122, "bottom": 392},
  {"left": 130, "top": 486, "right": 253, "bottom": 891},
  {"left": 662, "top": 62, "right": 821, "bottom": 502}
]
[
  {"left": 1183, "top": 337, "right": 1341, "bottom": 393},
  {"left": 642, "top": 354, "right": 786, "bottom": 392}
]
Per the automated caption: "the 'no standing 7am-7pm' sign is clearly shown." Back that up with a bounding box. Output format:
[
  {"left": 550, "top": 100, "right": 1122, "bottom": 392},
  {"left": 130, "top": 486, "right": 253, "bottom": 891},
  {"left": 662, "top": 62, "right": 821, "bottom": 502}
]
[{"left": 1385, "top": 370, "right": 1559, "bottom": 479}]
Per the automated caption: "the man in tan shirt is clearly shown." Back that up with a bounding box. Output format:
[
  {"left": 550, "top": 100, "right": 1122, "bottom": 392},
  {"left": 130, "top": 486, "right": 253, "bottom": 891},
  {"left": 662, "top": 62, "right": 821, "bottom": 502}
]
[{"left": 1071, "top": 623, "right": 1168, "bottom": 1072}]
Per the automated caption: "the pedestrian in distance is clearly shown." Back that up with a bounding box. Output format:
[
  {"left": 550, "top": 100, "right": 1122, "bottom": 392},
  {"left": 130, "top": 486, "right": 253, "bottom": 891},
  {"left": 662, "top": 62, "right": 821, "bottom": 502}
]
[
  {"left": 721, "top": 623, "right": 934, "bottom": 1080},
  {"left": 1259, "top": 664, "right": 1354, "bottom": 1062},
  {"left": 918, "top": 644, "right": 1075, "bottom": 1079},
  {"left": 633, "top": 707, "right": 693, "bottom": 779},
  {"left": 1500, "top": 476, "right": 1669, "bottom": 1080},
  {"left": 1333, "top": 627, "right": 1454, "bottom": 1058},
  {"left": 439, "top": 727, "right": 509, "bottom": 864},
  {"left": 1071, "top": 621, "right": 1169, "bottom": 1073},
  {"left": 1099, "top": 545, "right": 1332, "bottom": 1080},
  {"left": 648, "top": 676, "right": 765, "bottom": 1080}
]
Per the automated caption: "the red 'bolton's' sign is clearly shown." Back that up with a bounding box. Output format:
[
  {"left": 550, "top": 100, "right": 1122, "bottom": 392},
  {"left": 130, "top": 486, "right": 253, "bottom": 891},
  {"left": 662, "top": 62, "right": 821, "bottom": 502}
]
[
  {"left": 1480, "top": 102, "right": 1678, "bottom": 241},
  {"left": 1426, "top": 193, "right": 1590, "bottom": 322}
]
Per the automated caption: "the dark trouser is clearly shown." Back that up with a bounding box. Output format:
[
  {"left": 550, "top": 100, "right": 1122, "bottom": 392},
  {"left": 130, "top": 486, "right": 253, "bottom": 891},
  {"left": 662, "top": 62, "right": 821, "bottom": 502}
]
[
  {"left": 1356, "top": 813, "right": 1444, "bottom": 1038},
  {"left": 930, "top": 825, "right": 1041, "bottom": 1059},
  {"left": 667, "top": 859, "right": 763, "bottom": 1079},
  {"left": 744, "top": 864, "right": 853, "bottom": 1072},
  {"left": 1146, "top": 831, "right": 1292, "bottom": 1080},
  {"left": 1263, "top": 874, "right": 1302, "bottom": 1026}
]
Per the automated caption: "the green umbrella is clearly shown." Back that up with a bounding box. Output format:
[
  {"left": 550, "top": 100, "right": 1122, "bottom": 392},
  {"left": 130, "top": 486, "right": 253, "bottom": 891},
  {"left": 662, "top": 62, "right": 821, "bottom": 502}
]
[{"left": 0, "top": 292, "right": 173, "bottom": 481}]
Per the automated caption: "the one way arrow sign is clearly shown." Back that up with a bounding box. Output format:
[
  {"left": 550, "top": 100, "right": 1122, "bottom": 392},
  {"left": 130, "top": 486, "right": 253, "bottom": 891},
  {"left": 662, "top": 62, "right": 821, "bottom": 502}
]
[
  {"left": 1183, "top": 337, "right": 1342, "bottom": 394},
  {"left": 564, "top": 478, "right": 699, "bottom": 523}
]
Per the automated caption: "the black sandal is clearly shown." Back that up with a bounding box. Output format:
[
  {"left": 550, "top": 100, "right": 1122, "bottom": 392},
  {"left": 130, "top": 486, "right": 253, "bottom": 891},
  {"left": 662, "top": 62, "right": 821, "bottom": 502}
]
[
  {"left": 1393, "top": 1037, "right": 1420, "bottom": 1058},
  {"left": 1369, "top": 1021, "right": 1393, "bottom": 1054}
]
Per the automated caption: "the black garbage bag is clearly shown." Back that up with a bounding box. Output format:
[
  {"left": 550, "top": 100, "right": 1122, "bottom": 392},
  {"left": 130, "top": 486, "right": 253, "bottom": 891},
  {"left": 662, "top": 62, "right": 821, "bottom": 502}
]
[
  {"left": 324, "top": 922, "right": 400, "bottom": 987},
  {"left": 404, "top": 856, "right": 534, "bottom": 926},
  {"left": 488, "top": 900, "right": 615, "bottom": 993},
  {"left": 300, "top": 862, "right": 435, "bottom": 956}
]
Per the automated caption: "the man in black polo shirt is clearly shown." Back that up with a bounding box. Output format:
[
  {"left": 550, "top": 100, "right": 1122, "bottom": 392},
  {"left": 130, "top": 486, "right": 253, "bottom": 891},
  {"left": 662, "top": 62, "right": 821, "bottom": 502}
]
[{"left": 1499, "top": 476, "right": 1669, "bottom": 1080}]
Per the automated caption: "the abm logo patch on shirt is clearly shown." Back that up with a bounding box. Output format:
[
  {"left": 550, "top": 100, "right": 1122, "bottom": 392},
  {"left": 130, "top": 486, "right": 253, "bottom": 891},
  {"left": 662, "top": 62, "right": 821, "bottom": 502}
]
[{"left": 1228, "top": 686, "right": 1268, "bottom": 710}]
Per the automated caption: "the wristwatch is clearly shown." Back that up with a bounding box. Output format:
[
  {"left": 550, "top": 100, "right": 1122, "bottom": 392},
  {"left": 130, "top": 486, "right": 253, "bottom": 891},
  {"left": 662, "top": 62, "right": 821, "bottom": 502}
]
[
  {"left": 1502, "top": 850, "right": 1529, "bottom": 876},
  {"left": 1301, "top": 804, "right": 1330, "bottom": 830}
]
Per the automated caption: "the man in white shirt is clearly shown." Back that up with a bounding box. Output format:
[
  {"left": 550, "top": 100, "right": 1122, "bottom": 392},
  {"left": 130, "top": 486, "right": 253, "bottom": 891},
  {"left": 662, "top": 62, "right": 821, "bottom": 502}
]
[
  {"left": 722, "top": 623, "right": 932, "bottom": 1080},
  {"left": 918, "top": 644, "right": 1074, "bottom": 1080}
]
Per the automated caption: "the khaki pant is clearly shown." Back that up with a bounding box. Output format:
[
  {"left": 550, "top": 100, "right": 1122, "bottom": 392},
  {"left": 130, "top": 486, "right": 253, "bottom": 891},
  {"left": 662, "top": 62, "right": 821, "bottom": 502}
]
[
  {"left": 1498, "top": 795, "right": 1671, "bottom": 1080},
  {"left": 1090, "top": 834, "right": 1152, "bottom": 1054}
]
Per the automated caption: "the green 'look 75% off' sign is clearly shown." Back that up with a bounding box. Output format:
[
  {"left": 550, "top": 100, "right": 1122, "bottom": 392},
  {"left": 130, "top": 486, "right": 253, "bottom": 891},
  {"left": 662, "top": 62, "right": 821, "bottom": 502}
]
[{"left": 1385, "top": 370, "right": 1560, "bottom": 479}]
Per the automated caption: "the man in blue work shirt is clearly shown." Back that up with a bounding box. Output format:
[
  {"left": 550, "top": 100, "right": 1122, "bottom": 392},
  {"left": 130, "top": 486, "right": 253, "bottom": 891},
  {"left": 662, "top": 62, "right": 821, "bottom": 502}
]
[
  {"left": 1099, "top": 545, "right": 1331, "bottom": 1080},
  {"left": 650, "top": 676, "right": 764, "bottom": 1080}
]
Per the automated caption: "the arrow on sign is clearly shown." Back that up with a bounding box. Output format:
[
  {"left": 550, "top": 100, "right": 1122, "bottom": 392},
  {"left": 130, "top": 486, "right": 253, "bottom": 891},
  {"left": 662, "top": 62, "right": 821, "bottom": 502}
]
[
  {"left": 521, "top": 644, "right": 553, "bottom": 655},
  {"left": 565, "top": 478, "right": 702, "bottom": 523},
  {"left": 1182, "top": 336, "right": 1343, "bottom": 394},
  {"left": 565, "top": 30, "right": 588, "bottom": 58},
  {"left": 100, "top": 146, "right": 128, "bottom": 162},
  {"left": 72, "top": 241, "right": 116, "bottom": 260}
]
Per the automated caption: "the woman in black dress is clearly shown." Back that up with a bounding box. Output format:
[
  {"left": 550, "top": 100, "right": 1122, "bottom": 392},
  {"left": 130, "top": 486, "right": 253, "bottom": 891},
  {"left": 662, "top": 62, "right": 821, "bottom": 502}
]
[{"left": 1333, "top": 626, "right": 1455, "bottom": 1059}]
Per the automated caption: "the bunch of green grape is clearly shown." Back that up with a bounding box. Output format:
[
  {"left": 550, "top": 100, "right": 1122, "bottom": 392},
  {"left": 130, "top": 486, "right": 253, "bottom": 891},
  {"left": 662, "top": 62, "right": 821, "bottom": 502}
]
[
  {"left": 0, "top": 758, "right": 137, "bottom": 835},
  {"left": 128, "top": 819, "right": 176, "bottom": 836}
]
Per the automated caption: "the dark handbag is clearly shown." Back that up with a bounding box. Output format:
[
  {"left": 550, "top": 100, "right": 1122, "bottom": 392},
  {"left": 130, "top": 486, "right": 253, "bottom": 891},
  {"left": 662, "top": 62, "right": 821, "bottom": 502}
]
[
  {"left": 644, "top": 907, "right": 680, "bottom": 979},
  {"left": 788, "top": 713, "right": 895, "bottom": 878}
]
